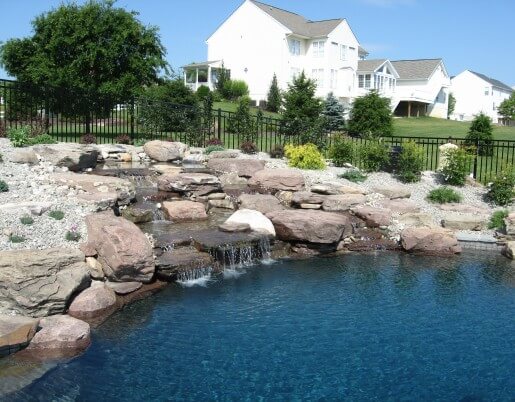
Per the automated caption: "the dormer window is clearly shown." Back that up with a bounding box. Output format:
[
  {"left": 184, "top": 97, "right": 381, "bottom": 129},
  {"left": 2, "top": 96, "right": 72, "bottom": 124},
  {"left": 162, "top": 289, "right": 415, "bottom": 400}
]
[
  {"left": 312, "top": 41, "right": 325, "bottom": 58},
  {"left": 289, "top": 39, "right": 300, "bottom": 56}
]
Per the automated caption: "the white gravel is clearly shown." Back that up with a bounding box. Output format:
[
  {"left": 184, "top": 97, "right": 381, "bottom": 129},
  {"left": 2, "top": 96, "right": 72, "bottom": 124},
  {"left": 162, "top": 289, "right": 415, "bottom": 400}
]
[{"left": 0, "top": 139, "right": 96, "bottom": 251}]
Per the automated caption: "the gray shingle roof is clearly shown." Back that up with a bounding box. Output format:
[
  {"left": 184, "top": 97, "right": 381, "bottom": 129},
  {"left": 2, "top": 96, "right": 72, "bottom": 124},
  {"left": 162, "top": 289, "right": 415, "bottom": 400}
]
[
  {"left": 250, "top": 0, "right": 343, "bottom": 37},
  {"left": 390, "top": 59, "right": 443, "bottom": 80},
  {"left": 469, "top": 71, "right": 513, "bottom": 92},
  {"left": 357, "top": 59, "right": 387, "bottom": 73},
  {"left": 182, "top": 60, "right": 220, "bottom": 68}
]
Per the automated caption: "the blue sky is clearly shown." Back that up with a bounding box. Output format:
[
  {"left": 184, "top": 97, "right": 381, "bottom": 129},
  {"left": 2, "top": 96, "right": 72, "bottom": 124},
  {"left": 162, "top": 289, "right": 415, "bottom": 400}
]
[{"left": 0, "top": 0, "right": 513, "bottom": 86}]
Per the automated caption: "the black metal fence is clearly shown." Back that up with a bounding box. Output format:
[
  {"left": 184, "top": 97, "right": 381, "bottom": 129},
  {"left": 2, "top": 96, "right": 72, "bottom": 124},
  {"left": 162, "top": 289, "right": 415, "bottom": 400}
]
[{"left": 1, "top": 78, "right": 514, "bottom": 183}]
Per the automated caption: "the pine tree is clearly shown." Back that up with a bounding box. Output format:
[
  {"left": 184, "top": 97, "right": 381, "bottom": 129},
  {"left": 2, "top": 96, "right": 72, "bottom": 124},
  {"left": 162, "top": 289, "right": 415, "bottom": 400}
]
[
  {"left": 227, "top": 96, "right": 255, "bottom": 142},
  {"left": 348, "top": 91, "right": 392, "bottom": 138},
  {"left": 465, "top": 112, "right": 494, "bottom": 156},
  {"left": 322, "top": 92, "right": 345, "bottom": 131},
  {"left": 215, "top": 63, "right": 231, "bottom": 99},
  {"left": 266, "top": 74, "right": 282, "bottom": 112},
  {"left": 447, "top": 93, "right": 456, "bottom": 119}
]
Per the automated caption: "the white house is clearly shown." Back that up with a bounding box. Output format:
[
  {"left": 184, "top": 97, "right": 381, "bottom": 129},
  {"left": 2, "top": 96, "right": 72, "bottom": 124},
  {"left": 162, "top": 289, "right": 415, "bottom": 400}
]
[{"left": 450, "top": 70, "right": 513, "bottom": 124}]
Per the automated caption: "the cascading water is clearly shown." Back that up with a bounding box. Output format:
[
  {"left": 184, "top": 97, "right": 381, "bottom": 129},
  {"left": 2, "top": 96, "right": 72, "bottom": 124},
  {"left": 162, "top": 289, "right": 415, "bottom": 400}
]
[
  {"left": 177, "top": 267, "right": 213, "bottom": 287},
  {"left": 258, "top": 236, "right": 273, "bottom": 265}
]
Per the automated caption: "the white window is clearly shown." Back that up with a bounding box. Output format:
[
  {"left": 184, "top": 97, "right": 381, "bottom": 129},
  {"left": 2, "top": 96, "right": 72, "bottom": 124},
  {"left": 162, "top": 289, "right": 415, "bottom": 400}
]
[
  {"left": 290, "top": 67, "right": 300, "bottom": 81},
  {"left": 312, "top": 41, "right": 325, "bottom": 58},
  {"left": 358, "top": 74, "right": 364, "bottom": 88},
  {"left": 340, "top": 45, "right": 347, "bottom": 61},
  {"left": 484, "top": 87, "right": 490, "bottom": 96},
  {"left": 312, "top": 69, "right": 324, "bottom": 87},
  {"left": 330, "top": 69, "right": 338, "bottom": 89},
  {"left": 289, "top": 39, "right": 300, "bottom": 56},
  {"left": 365, "top": 74, "right": 371, "bottom": 89},
  {"left": 493, "top": 102, "right": 496, "bottom": 111}
]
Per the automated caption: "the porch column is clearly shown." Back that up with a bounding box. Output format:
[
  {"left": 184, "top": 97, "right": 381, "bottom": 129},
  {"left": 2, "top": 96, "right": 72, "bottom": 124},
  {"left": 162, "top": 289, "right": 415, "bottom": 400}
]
[
  {"left": 407, "top": 101, "right": 412, "bottom": 118},
  {"left": 208, "top": 66, "right": 212, "bottom": 90},
  {"left": 196, "top": 68, "right": 199, "bottom": 91}
]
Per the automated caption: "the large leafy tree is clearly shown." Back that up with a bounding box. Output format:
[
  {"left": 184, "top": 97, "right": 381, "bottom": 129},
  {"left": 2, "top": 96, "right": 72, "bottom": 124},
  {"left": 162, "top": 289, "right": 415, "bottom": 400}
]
[
  {"left": 0, "top": 0, "right": 167, "bottom": 130},
  {"left": 348, "top": 91, "right": 392, "bottom": 138},
  {"left": 498, "top": 92, "right": 515, "bottom": 124},
  {"left": 266, "top": 73, "right": 281, "bottom": 113}
]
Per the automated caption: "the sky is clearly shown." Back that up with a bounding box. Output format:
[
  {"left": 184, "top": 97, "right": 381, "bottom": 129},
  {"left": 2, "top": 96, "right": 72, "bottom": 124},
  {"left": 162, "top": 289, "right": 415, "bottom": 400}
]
[{"left": 0, "top": 0, "right": 513, "bottom": 86}]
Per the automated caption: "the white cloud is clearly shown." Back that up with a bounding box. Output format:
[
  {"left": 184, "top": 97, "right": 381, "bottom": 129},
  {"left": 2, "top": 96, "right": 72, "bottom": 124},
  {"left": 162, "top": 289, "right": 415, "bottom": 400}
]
[{"left": 360, "top": 0, "right": 415, "bottom": 7}]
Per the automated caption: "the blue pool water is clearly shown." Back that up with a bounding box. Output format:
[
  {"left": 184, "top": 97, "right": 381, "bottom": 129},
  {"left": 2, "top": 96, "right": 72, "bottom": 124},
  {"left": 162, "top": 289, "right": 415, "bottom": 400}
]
[{"left": 3, "top": 251, "right": 515, "bottom": 401}]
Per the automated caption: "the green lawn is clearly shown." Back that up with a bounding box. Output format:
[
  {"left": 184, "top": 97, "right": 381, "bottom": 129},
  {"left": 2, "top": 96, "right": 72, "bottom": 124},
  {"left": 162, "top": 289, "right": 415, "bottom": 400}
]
[
  {"left": 213, "top": 101, "right": 280, "bottom": 119},
  {"left": 393, "top": 116, "right": 515, "bottom": 140}
]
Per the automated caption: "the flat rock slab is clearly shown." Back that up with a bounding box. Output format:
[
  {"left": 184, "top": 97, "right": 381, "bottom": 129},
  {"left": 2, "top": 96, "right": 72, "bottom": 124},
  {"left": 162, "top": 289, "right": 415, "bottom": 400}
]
[
  {"left": 0, "top": 315, "right": 39, "bottom": 357},
  {"left": 106, "top": 281, "right": 142, "bottom": 295},
  {"left": 218, "top": 222, "right": 251, "bottom": 232},
  {"left": 121, "top": 206, "right": 153, "bottom": 224},
  {"left": 0, "top": 248, "right": 90, "bottom": 317},
  {"left": 378, "top": 199, "right": 420, "bottom": 214},
  {"left": 248, "top": 169, "right": 305, "bottom": 193},
  {"left": 10, "top": 149, "right": 39, "bottom": 164},
  {"left": 267, "top": 210, "right": 350, "bottom": 244},
  {"left": 192, "top": 229, "right": 263, "bottom": 252},
  {"left": 322, "top": 194, "right": 366, "bottom": 212},
  {"left": 68, "top": 284, "right": 118, "bottom": 321},
  {"left": 33, "top": 143, "right": 98, "bottom": 171},
  {"left": 291, "top": 191, "right": 326, "bottom": 206},
  {"left": 397, "top": 212, "right": 436, "bottom": 228},
  {"left": 207, "top": 158, "right": 265, "bottom": 178},
  {"left": 208, "top": 150, "right": 241, "bottom": 159},
  {"left": 158, "top": 173, "right": 222, "bottom": 196},
  {"left": 438, "top": 203, "right": 490, "bottom": 215},
  {"left": 311, "top": 183, "right": 365, "bottom": 195},
  {"left": 225, "top": 209, "right": 276, "bottom": 237},
  {"left": 373, "top": 184, "right": 411, "bottom": 199},
  {"left": 441, "top": 213, "right": 487, "bottom": 231},
  {"left": 152, "top": 164, "right": 183, "bottom": 176},
  {"left": 351, "top": 206, "right": 392, "bottom": 228},
  {"left": 238, "top": 194, "right": 285, "bottom": 214},
  {"left": 401, "top": 227, "right": 461, "bottom": 255},
  {"left": 162, "top": 200, "right": 208, "bottom": 222},
  {"left": 156, "top": 249, "right": 214, "bottom": 279},
  {"left": 143, "top": 140, "right": 188, "bottom": 162},
  {"left": 0, "top": 201, "right": 53, "bottom": 216}
]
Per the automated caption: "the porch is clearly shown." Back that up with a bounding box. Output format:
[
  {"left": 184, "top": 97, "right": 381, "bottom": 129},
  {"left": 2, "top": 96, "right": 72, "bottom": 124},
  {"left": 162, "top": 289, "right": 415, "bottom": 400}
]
[{"left": 182, "top": 61, "right": 226, "bottom": 92}]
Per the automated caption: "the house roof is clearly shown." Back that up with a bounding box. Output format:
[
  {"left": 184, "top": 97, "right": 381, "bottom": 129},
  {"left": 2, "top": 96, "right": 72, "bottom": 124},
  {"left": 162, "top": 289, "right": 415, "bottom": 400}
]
[
  {"left": 182, "top": 60, "right": 221, "bottom": 68},
  {"left": 250, "top": 0, "right": 343, "bottom": 37},
  {"left": 357, "top": 59, "right": 388, "bottom": 72},
  {"left": 469, "top": 71, "right": 513, "bottom": 92},
  {"left": 390, "top": 59, "right": 443, "bottom": 80}
]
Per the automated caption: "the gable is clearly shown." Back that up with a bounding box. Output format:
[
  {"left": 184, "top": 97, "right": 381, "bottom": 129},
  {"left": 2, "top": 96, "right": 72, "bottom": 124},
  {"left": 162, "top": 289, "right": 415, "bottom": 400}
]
[{"left": 391, "top": 59, "right": 445, "bottom": 81}]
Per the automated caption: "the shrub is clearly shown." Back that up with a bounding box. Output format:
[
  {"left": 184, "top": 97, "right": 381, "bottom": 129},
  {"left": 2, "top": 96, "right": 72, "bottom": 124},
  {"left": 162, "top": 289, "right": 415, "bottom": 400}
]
[
  {"left": 488, "top": 210, "right": 509, "bottom": 230},
  {"left": 359, "top": 141, "right": 390, "bottom": 172},
  {"left": 269, "top": 144, "right": 285, "bottom": 159},
  {"left": 80, "top": 133, "right": 97, "bottom": 144},
  {"left": 28, "top": 134, "right": 57, "bottom": 145},
  {"left": 284, "top": 143, "right": 326, "bottom": 170},
  {"left": 48, "top": 210, "right": 65, "bottom": 220},
  {"left": 348, "top": 91, "right": 392, "bottom": 138},
  {"left": 465, "top": 113, "right": 493, "bottom": 156},
  {"left": 133, "top": 138, "right": 147, "bottom": 147},
  {"left": 0, "top": 120, "right": 6, "bottom": 138},
  {"left": 0, "top": 180, "right": 8, "bottom": 192},
  {"left": 266, "top": 74, "right": 281, "bottom": 113},
  {"left": 487, "top": 168, "right": 515, "bottom": 206},
  {"left": 115, "top": 134, "right": 131, "bottom": 144},
  {"left": 329, "top": 137, "right": 355, "bottom": 167},
  {"left": 9, "top": 234, "right": 25, "bottom": 243},
  {"left": 204, "top": 145, "right": 225, "bottom": 155},
  {"left": 441, "top": 147, "right": 472, "bottom": 186},
  {"left": 206, "top": 137, "right": 223, "bottom": 146},
  {"left": 226, "top": 96, "right": 255, "bottom": 141},
  {"left": 196, "top": 85, "right": 211, "bottom": 99},
  {"left": 7, "top": 126, "right": 30, "bottom": 147},
  {"left": 227, "top": 80, "right": 249, "bottom": 100},
  {"left": 339, "top": 169, "right": 367, "bottom": 183},
  {"left": 240, "top": 141, "right": 258, "bottom": 154},
  {"left": 427, "top": 187, "right": 462, "bottom": 204},
  {"left": 20, "top": 215, "right": 34, "bottom": 225},
  {"left": 397, "top": 141, "right": 425, "bottom": 183},
  {"left": 322, "top": 92, "right": 345, "bottom": 131}
]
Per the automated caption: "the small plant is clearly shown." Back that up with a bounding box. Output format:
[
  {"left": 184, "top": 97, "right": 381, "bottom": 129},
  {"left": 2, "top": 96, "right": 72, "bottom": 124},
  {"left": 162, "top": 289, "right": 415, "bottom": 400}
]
[
  {"left": 240, "top": 141, "right": 258, "bottom": 154},
  {"left": 397, "top": 141, "right": 425, "bottom": 183},
  {"left": 269, "top": 144, "right": 285, "bottom": 159},
  {"left": 65, "top": 224, "right": 81, "bottom": 242},
  {"left": 339, "top": 169, "right": 367, "bottom": 183},
  {"left": 28, "top": 134, "right": 57, "bottom": 145},
  {"left": 284, "top": 143, "right": 326, "bottom": 170},
  {"left": 80, "top": 133, "right": 97, "bottom": 144},
  {"left": 133, "top": 138, "right": 147, "bottom": 147},
  {"left": 0, "top": 180, "right": 8, "bottom": 192},
  {"left": 7, "top": 126, "right": 30, "bottom": 147},
  {"left": 20, "top": 215, "right": 34, "bottom": 225},
  {"left": 206, "top": 137, "right": 224, "bottom": 146},
  {"left": 48, "top": 210, "right": 65, "bottom": 220},
  {"left": 487, "top": 167, "right": 515, "bottom": 206},
  {"left": 329, "top": 137, "right": 355, "bottom": 167},
  {"left": 488, "top": 210, "right": 509, "bottom": 230},
  {"left": 441, "top": 147, "right": 472, "bottom": 186},
  {"left": 204, "top": 145, "right": 225, "bottom": 155},
  {"left": 115, "top": 134, "right": 131, "bottom": 144},
  {"left": 0, "top": 153, "right": 3, "bottom": 162},
  {"left": 9, "top": 234, "right": 25, "bottom": 243},
  {"left": 359, "top": 141, "right": 390, "bottom": 172},
  {"left": 427, "top": 187, "right": 462, "bottom": 204}
]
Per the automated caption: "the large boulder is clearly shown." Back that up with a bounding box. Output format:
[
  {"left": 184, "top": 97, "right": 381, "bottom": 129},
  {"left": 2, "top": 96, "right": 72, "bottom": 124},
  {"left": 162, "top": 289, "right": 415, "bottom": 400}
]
[
  {"left": 33, "top": 143, "right": 98, "bottom": 171},
  {"left": 311, "top": 183, "right": 365, "bottom": 195},
  {"left": 372, "top": 184, "right": 411, "bottom": 199},
  {"left": 207, "top": 158, "right": 265, "bottom": 178},
  {"left": 0, "top": 248, "right": 90, "bottom": 317},
  {"left": 84, "top": 212, "right": 155, "bottom": 283},
  {"left": 248, "top": 169, "right": 305, "bottom": 193},
  {"left": 505, "top": 212, "right": 515, "bottom": 238},
  {"left": 143, "top": 140, "right": 188, "bottom": 162},
  {"left": 10, "top": 149, "right": 39, "bottom": 164},
  {"left": 400, "top": 227, "right": 461, "bottom": 255},
  {"left": 225, "top": 209, "right": 276, "bottom": 237},
  {"left": 162, "top": 200, "right": 208, "bottom": 222},
  {"left": 121, "top": 206, "right": 153, "bottom": 224},
  {"left": 502, "top": 241, "right": 515, "bottom": 259},
  {"left": 322, "top": 194, "right": 366, "bottom": 212},
  {"left": 267, "top": 210, "right": 349, "bottom": 244},
  {"left": 156, "top": 249, "right": 214, "bottom": 280},
  {"left": 158, "top": 173, "right": 222, "bottom": 196},
  {"left": 351, "top": 206, "right": 392, "bottom": 228},
  {"left": 378, "top": 199, "right": 420, "bottom": 214},
  {"left": 291, "top": 191, "right": 326, "bottom": 206},
  {"left": 68, "top": 283, "right": 117, "bottom": 320},
  {"left": 441, "top": 213, "right": 486, "bottom": 231},
  {"left": 238, "top": 194, "right": 284, "bottom": 214},
  {"left": 0, "top": 315, "right": 39, "bottom": 356},
  {"left": 25, "top": 315, "right": 90, "bottom": 356}
]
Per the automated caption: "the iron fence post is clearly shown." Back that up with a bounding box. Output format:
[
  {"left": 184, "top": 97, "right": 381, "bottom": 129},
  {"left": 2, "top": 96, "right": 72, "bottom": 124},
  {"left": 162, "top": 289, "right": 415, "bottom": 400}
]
[
  {"left": 217, "top": 108, "right": 222, "bottom": 139},
  {"left": 473, "top": 138, "right": 479, "bottom": 179}
]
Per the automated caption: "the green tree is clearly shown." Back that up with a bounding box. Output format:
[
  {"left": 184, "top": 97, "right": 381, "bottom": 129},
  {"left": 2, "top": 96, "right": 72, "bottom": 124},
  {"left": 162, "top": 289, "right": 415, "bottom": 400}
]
[
  {"left": 348, "top": 91, "right": 392, "bottom": 138},
  {"left": 0, "top": 0, "right": 167, "bottom": 132},
  {"left": 227, "top": 96, "right": 255, "bottom": 142},
  {"left": 215, "top": 63, "right": 231, "bottom": 99},
  {"left": 447, "top": 93, "right": 456, "bottom": 119},
  {"left": 266, "top": 73, "right": 281, "bottom": 112},
  {"left": 465, "top": 112, "right": 494, "bottom": 156},
  {"left": 322, "top": 92, "right": 345, "bottom": 131},
  {"left": 280, "top": 71, "right": 322, "bottom": 138},
  {"left": 498, "top": 92, "right": 515, "bottom": 124}
]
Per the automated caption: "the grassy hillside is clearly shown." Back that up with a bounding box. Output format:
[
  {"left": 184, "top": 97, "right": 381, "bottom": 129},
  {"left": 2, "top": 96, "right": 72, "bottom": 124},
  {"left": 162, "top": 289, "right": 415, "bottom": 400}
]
[
  {"left": 213, "top": 101, "right": 280, "bottom": 119},
  {"left": 393, "top": 117, "right": 515, "bottom": 140}
]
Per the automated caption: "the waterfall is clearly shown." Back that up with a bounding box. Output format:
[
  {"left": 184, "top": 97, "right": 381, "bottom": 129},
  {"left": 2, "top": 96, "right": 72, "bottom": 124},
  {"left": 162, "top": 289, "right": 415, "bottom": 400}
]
[
  {"left": 177, "top": 267, "right": 212, "bottom": 287},
  {"left": 259, "top": 236, "right": 274, "bottom": 265},
  {"left": 214, "top": 235, "right": 275, "bottom": 274},
  {"left": 152, "top": 208, "right": 165, "bottom": 221}
]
